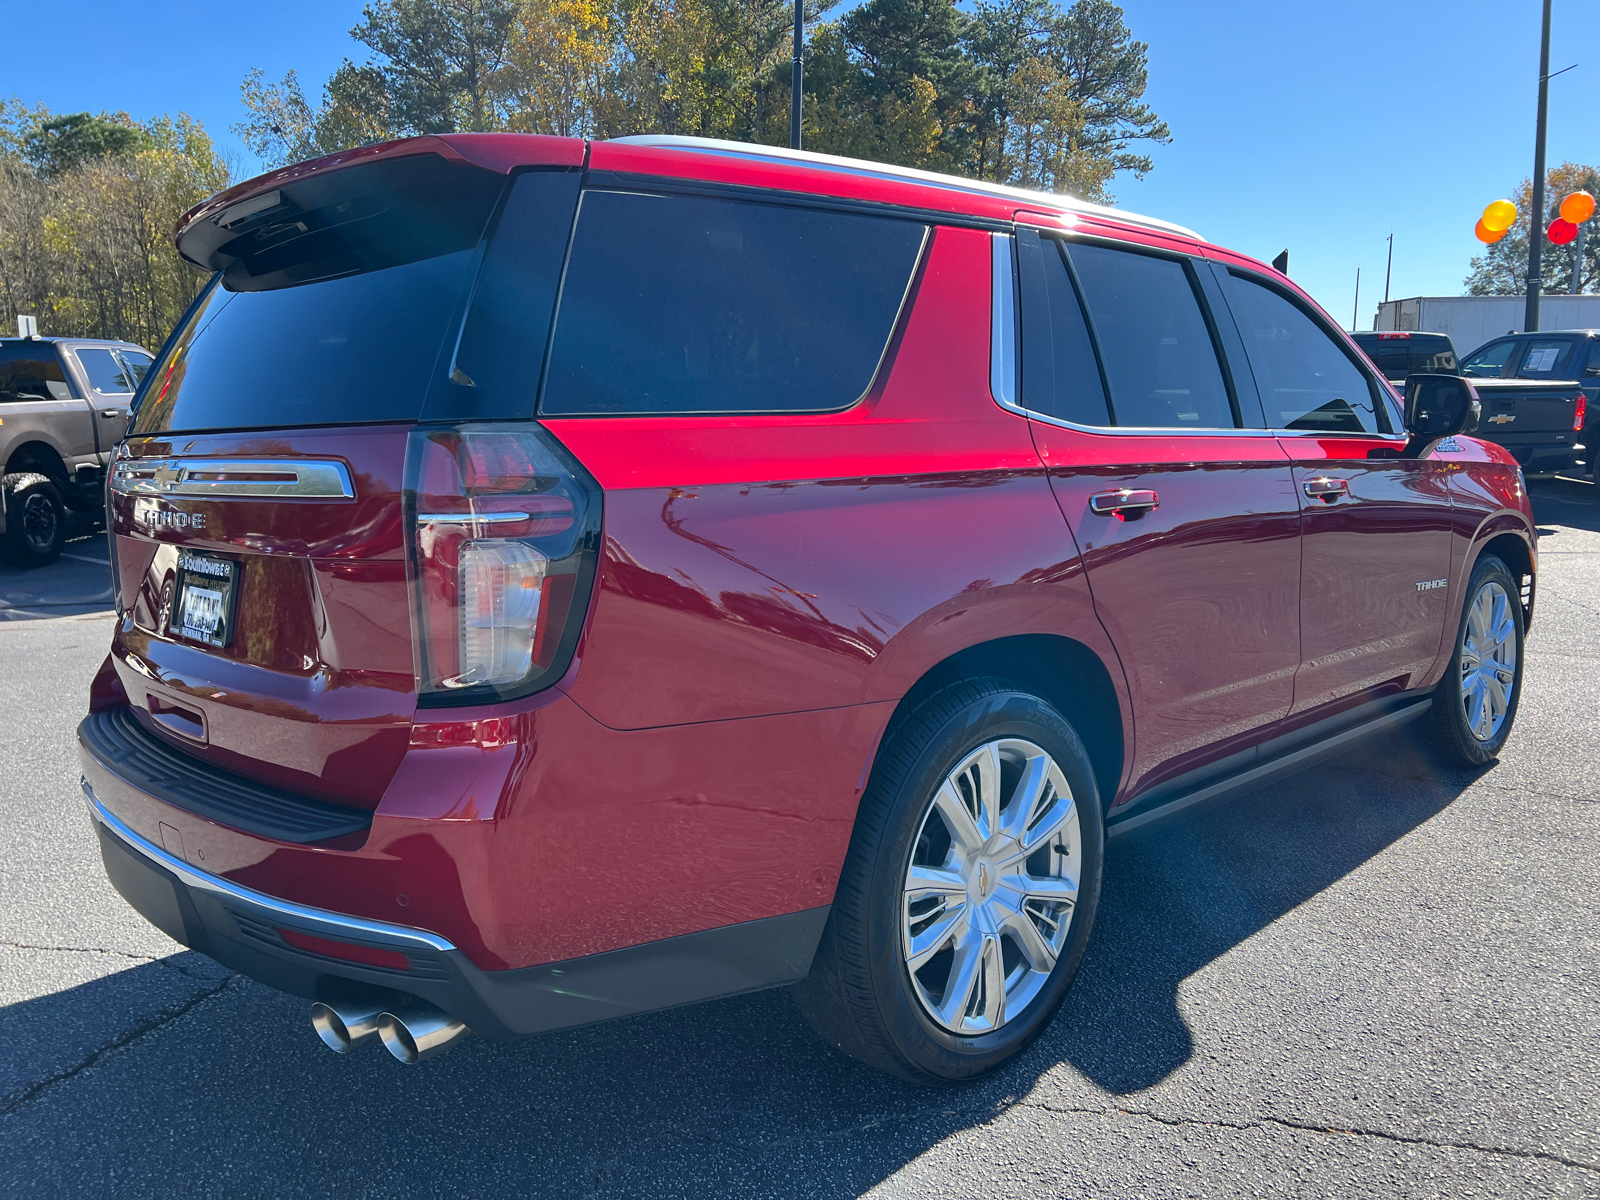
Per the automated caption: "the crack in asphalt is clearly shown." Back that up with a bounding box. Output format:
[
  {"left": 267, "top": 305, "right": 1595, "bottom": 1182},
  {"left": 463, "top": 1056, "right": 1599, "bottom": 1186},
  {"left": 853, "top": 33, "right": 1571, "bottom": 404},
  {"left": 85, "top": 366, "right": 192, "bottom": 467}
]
[
  {"left": 1, "top": 941, "right": 226, "bottom": 982},
  {"left": 0, "top": 974, "right": 237, "bottom": 1120},
  {"left": 1022, "top": 1100, "right": 1600, "bottom": 1174}
]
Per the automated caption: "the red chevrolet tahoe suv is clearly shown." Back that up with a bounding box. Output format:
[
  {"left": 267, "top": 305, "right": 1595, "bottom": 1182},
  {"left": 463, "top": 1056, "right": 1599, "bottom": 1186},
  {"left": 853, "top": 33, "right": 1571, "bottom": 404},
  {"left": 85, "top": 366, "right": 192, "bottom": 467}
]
[{"left": 79, "top": 133, "right": 1535, "bottom": 1081}]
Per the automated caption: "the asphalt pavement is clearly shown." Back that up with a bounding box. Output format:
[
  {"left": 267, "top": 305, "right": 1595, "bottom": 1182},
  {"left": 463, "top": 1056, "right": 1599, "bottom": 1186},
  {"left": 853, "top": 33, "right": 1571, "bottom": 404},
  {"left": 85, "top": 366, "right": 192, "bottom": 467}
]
[{"left": 0, "top": 481, "right": 1596, "bottom": 1198}]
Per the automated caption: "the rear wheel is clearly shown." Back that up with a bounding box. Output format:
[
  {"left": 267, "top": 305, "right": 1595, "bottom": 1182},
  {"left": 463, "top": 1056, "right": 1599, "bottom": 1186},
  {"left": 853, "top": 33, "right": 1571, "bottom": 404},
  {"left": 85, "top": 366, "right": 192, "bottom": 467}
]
[
  {"left": 794, "top": 679, "right": 1104, "bottom": 1083},
  {"left": 1430, "top": 554, "right": 1524, "bottom": 765},
  {"left": 2, "top": 473, "right": 66, "bottom": 566}
]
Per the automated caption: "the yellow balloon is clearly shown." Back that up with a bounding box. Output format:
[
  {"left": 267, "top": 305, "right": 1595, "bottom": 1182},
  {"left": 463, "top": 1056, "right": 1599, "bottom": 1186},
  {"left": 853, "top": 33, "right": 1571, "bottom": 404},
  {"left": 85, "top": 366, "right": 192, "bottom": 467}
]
[
  {"left": 1559, "top": 191, "right": 1595, "bottom": 224},
  {"left": 1482, "top": 199, "right": 1518, "bottom": 233}
]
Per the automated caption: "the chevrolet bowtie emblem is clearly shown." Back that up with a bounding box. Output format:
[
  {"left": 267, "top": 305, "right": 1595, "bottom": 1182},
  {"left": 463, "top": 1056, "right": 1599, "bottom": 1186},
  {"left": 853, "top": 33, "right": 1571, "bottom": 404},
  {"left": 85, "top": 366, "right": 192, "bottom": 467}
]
[
  {"left": 1488, "top": 414, "right": 1515, "bottom": 424},
  {"left": 152, "top": 462, "right": 184, "bottom": 488}
]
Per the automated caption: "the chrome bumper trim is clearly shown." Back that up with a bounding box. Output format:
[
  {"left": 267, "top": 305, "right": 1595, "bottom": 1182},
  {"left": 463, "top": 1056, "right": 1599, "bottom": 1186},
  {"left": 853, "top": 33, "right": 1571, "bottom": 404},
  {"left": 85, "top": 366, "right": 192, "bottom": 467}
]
[{"left": 82, "top": 779, "right": 456, "bottom": 954}]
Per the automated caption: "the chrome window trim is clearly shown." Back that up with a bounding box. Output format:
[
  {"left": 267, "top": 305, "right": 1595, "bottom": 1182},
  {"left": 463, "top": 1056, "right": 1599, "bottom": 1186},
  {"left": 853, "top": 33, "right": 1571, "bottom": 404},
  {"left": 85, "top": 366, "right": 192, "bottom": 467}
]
[
  {"left": 83, "top": 782, "right": 458, "bottom": 953},
  {"left": 112, "top": 456, "right": 356, "bottom": 499},
  {"left": 990, "top": 233, "right": 1017, "bottom": 409}
]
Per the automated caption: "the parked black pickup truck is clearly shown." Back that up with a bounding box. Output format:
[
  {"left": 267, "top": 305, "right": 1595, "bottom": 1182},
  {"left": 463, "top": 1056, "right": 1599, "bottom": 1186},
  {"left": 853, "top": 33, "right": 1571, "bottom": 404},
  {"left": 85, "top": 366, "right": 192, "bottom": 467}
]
[
  {"left": 1460, "top": 329, "right": 1598, "bottom": 480},
  {"left": 1461, "top": 376, "right": 1585, "bottom": 476}
]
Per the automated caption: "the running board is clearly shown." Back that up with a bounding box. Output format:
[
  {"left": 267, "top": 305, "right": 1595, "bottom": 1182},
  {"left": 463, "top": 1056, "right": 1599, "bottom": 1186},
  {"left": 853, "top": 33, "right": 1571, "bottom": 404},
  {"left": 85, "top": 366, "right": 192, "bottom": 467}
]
[{"left": 1106, "top": 697, "right": 1433, "bottom": 840}]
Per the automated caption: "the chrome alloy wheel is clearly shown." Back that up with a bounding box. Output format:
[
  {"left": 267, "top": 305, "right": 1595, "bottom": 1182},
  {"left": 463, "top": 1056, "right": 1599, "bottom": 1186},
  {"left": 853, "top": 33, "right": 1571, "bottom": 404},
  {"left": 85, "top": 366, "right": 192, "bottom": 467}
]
[
  {"left": 1459, "top": 579, "right": 1518, "bottom": 743},
  {"left": 901, "top": 738, "right": 1081, "bottom": 1035}
]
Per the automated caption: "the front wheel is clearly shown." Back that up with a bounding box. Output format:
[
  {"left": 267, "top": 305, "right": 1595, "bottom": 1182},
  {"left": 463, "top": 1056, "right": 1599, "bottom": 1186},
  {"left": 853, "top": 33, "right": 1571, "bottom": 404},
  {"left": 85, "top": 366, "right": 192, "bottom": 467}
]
[
  {"left": 1430, "top": 554, "right": 1525, "bottom": 766},
  {"left": 794, "top": 679, "right": 1104, "bottom": 1083}
]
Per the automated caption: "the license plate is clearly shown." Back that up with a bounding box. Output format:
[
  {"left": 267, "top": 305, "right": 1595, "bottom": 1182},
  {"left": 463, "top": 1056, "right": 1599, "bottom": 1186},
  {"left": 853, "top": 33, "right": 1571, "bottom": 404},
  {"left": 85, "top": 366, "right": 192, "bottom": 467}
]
[{"left": 168, "top": 553, "right": 239, "bottom": 649}]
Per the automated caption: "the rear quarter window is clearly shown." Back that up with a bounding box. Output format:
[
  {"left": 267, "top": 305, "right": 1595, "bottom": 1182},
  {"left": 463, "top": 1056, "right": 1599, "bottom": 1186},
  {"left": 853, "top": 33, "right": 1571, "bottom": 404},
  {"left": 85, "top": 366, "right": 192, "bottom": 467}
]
[{"left": 539, "top": 191, "right": 926, "bottom": 416}]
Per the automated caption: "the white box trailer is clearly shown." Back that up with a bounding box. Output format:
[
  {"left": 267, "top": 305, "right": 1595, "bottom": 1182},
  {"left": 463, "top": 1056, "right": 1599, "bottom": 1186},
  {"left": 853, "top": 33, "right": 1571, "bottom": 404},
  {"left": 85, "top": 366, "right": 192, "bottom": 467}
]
[{"left": 1374, "top": 295, "right": 1600, "bottom": 355}]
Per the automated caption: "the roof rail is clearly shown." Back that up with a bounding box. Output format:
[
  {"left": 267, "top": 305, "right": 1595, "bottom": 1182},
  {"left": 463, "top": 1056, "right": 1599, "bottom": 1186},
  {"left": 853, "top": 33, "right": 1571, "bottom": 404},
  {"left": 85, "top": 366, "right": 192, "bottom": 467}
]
[{"left": 606, "top": 135, "right": 1203, "bottom": 242}]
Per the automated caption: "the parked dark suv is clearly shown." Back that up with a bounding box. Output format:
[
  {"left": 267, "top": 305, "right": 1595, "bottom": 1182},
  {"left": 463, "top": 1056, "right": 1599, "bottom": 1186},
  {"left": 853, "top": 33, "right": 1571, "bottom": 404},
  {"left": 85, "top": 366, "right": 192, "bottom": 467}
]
[{"left": 79, "top": 134, "right": 1536, "bottom": 1081}]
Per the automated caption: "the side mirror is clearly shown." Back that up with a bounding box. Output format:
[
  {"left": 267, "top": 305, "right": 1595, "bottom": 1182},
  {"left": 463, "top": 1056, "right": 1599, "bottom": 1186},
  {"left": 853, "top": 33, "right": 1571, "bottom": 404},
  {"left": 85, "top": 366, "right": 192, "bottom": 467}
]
[{"left": 1402, "top": 373, "right": 1479, "bottom": 456}]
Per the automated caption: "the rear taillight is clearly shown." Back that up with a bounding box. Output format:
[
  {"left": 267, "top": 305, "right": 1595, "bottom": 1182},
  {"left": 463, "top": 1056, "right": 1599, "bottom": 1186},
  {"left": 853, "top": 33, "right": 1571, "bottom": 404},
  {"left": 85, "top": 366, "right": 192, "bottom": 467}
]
[
  {"left": 1574, "top": 393, "right": 1587, "bottom": 433},
  {"left": 405, "top": 423, "right": 600, "bottom": 706}
]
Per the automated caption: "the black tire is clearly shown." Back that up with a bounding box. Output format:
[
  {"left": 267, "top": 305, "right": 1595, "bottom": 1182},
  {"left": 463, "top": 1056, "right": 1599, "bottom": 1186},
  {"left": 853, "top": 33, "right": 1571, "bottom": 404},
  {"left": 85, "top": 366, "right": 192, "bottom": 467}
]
[
  {"left": 2, "top": 472, "right": 66, "bottom": 566},
  {"left": 794, "top": 678, "right": 1105, "bottom": 1083},
  {"left": 1430, "top": 553, "right": 1525, "bottom": 766}
]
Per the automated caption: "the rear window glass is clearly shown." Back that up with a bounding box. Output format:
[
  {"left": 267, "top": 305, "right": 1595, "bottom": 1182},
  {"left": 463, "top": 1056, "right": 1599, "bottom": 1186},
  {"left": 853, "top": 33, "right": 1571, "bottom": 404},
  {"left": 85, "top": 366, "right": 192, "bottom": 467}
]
[
  {"left": 1065, "top": 244, "right": 1235, "bottom": 428},
  {"left": 131, "top": 251, "right": 475, "bottom": 435},
  {"left": 1353, "top": 335, "right": 1457, "bottom": 379},
  {"left": 133, "top": 154, "right": 512, "bottom": 435},
  {"left": 76, "top": 347, "right": 137, "bottom": 394},
  {"left": 540, "top": 191, "right": 925, "bottom": 416},
  {"left": 1229, "top": 273, "right": 1386, "bottom": 433},
  {"left": 1516, "top": 339, "right": 1580, "bottom": 378},
  {"left": 0, "top": 342, "right": 73, "bottom": 402}
]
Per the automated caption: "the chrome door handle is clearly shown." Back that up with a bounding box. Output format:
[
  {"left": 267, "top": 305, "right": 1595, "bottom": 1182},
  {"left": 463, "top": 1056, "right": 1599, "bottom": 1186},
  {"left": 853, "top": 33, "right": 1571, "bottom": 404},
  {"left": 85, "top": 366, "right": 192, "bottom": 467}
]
[
  {"left": 1089, "top": 489, "right": 1159, "bottom": 521},
  {"left": 1303, "top": 477, "right": 1350, "bottom": 503},
  {"left": 100, "top": 408, "right": 123, "bottom": 418}
]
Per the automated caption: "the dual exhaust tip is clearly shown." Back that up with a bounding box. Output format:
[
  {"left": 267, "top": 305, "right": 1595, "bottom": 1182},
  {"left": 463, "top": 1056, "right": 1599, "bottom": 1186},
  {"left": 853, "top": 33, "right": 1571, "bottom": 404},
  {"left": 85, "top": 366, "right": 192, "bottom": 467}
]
[{"left": 311, "top": 994, "right": 470, "bottom": 1064}]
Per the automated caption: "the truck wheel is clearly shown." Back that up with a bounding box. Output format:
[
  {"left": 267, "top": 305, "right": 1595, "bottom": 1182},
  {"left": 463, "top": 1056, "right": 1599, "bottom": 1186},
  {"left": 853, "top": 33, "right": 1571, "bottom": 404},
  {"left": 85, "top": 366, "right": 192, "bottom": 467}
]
[
  {"left": 793, "top": 678, "right": 1104, "bottom": 1083},
  {"left": 3, "top": 473, "right": 67, "bottom": 566},
  {"left": 1430, "top": 554, "right": 1524, "bottom": 766}
]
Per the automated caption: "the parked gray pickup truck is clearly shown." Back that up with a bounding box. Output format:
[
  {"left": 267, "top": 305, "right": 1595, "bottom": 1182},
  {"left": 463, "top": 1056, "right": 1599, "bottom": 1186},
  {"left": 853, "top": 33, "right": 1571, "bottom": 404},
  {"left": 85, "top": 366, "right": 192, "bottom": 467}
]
[
  {"left": 1459, "top": 330, "right": 1598, "bottom": 480},
  {"left": 1, "top": 332, "right": 153, "bottom": 564}
]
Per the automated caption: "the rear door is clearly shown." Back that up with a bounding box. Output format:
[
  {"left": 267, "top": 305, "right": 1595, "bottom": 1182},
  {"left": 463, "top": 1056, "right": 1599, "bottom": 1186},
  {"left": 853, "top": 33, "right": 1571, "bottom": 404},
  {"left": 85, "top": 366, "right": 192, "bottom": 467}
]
[
  {"left": 1014, "top": 230, "right": 1302, "bottom": 799},
  {"left": 1217, "top": 266, "right": 1454, "bottom": 716}
]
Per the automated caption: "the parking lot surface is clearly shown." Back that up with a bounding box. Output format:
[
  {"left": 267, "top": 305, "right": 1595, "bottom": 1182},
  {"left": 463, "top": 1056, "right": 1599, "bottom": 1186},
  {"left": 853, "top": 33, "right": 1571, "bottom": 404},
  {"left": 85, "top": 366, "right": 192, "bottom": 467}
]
[{"left": 0, "top": 481, "right": 1596, "bottom": 1198}]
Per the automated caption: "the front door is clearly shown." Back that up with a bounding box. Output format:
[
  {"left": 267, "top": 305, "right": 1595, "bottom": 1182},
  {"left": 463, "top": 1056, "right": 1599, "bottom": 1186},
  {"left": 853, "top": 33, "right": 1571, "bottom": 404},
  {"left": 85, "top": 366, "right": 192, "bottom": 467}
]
[
  {"left": 1217, "top": 266, "right": 1454, "bottom": 714},
  {"left": 1012, "top": 230, "right": 1302, "bottom": 799},
  {"left": 69, "top": 345, "right": 138, "bottom": 455}
]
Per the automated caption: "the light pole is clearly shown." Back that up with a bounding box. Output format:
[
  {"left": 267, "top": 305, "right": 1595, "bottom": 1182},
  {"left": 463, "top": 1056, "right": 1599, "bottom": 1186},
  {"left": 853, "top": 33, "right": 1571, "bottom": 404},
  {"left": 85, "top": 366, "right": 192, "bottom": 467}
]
[
  {"left": 1525, "top": 0, "right": 1553, "bottom": 332},
  {"left": 790, "top": 0, "right": 803, "bottom": 150}
]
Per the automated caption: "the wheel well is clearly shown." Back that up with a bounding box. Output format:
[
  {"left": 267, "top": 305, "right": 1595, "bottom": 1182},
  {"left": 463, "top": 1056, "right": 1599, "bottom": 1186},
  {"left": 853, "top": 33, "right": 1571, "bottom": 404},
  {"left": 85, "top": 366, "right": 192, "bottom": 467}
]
[
  {"left": 879, "top": 634, "right": 1125, "bottom": 811},
  {"left": 1479, "top": 532, "right": 1534, "bottom": 629},
  {"left": 5, "top": 440, "right": 69, "bottom": 486}
]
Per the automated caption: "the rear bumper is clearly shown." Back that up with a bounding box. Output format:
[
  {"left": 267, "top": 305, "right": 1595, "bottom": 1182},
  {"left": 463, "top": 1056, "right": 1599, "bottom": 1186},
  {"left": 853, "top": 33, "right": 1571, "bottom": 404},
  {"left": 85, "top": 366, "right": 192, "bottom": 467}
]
[{"left": 83, "top": 778, "right": 829, "bottom": 1039}]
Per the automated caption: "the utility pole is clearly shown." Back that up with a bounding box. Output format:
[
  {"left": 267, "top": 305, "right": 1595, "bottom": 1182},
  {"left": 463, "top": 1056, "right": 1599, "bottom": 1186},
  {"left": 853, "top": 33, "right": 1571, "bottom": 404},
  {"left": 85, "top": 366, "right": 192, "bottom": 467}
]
[
  {"left": 1525, "top": 0, "right": 1553, "bottom": 332},
  {"left": 790, "top": 0, "right": 803, "bottom": 150},
  {"left": 1574, "top": 221, "right": 1586, "bottom": 295},
  {"left": 1383, "top": 234, "right": 1393, "bottom": 303},
  {"left": 1352, "top": 267, "right": 1361, "bottom": 331}
]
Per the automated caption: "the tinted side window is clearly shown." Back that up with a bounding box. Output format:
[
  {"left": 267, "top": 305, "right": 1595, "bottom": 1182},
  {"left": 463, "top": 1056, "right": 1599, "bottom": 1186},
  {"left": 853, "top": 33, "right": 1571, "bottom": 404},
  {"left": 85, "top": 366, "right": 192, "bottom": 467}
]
[
  {"left": 76, "top": 347, "right": 136, "bottom": 394},
  {"left": 1228, "top": 274, "right": 1385, "bottom": 434},
  {"left": 434, "top": 171, "right": 581, "bottom": 421},
  {"left": 541, "top": 191, "right": 925, "bottom": 416},
  {"left": 1017, "top": 233, "right": 1110, "bottom": 425},
  {"left": 1516, "top": 338, "right": 1580, "bottom": 379},
  {"left": 1066, "top": 244, "right": 1235, "bottom": 428},
  {"left": 0, "top": 343, "right": 73, "bottom": 403},
  {"left": 1461, "top": 339, "right": 1519, "bottom": 378}
]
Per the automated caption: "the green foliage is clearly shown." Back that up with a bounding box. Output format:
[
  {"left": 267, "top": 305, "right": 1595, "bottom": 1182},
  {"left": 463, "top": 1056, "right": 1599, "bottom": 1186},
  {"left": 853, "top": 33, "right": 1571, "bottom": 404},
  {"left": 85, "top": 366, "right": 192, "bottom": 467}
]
[
  {"left": 23, "top": 112, "right": 142, "bottom": 177},
  {"left": 1466, "top": 163, "right": 1600, "bottom": 297},
  {"left": 0, "top": 100, "right": 228, "bottom": 346},
  {"left": 237, "top": 0, "right": 1166, "bottom": 200}
]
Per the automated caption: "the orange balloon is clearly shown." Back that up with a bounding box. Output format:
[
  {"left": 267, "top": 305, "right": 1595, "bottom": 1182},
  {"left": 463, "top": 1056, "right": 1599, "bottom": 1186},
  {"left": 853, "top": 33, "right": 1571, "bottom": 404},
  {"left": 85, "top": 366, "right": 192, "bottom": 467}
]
[
  {"left": 1559, "top": 190, "right": 1595, "bottom": 224},
  {"left": 1475, "top": 219, "right": 1507, "bottom": 244},
  {"left": 1481, "top": 199, "right": 1518, "bottom": 232}
]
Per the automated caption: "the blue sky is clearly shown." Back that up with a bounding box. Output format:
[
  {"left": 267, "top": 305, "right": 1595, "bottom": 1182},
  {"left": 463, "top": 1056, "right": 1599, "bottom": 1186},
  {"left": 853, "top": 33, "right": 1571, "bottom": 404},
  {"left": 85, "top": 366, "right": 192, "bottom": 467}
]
[{"left": 5, "top": 1, "right": 1596, "bottom": 328}]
